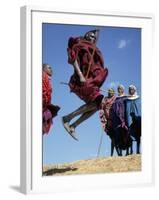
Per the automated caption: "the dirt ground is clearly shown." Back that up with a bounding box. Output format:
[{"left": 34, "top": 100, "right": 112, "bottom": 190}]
[{"left": 43, "top": 154, "right": 141, "bottom": 176}]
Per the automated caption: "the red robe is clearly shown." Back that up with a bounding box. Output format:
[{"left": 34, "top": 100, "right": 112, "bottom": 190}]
[
  {"left": 42, "top": 71, "right": 53, "bottom": 135},
  {"left": 42, "top": 71, "right": 52, "bottom": 110},
  {"left": 42, "top": 109, "right": 53, "bottom": 134},
  {"left": 99, "top": 96, "right": 116, "bottom": 133},
  {"left": 67, "top": 37, "right": 108, "bottom": 103}
]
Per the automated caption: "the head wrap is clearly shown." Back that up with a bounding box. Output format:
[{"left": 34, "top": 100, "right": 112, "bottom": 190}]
[
  {"left": 128, "top": 84, "right": 137, "bottom": 96},
  {"left": 117, "top": 84, "right": 125, "bottom": 90},
  {"left": 84, "top": 29, "right": 99, "bottom": 43},
  {"left": 108, "top": 88, "right": 115, "bottom": 94}
]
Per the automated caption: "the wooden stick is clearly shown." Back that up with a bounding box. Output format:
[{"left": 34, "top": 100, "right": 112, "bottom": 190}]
[{"left": 85, "top": 44, "right": 96, "bottom": 79}]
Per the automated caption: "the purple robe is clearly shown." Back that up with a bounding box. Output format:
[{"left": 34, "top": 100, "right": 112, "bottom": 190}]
[{"left": 110, "top": 96, "right": 129, "bottom": 148}]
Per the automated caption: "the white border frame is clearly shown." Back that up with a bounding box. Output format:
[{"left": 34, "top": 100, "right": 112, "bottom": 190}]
[{"left": 20, "top": 6, "right": 154, "bottom": 194}]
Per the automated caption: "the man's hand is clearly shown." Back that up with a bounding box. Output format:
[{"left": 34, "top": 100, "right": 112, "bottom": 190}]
[
  {"left": 121, "top": 121, "right": 128, "bottom": 130},
  {"left": 80, "top": 76, "right": 86, "bottom": 83}
]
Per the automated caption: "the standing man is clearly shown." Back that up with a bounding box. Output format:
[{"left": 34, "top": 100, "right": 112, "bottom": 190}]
[
  {"left": 125, "top": 84, "right": 140, "bottom": 127},
  {"left": 110, "top": 85, "right": 130, "bottom": 154},
  {"left": 62, "top": 30, "right": 108, "bottom": 140},
  {"left": 42, "top": 64, "right": 60, "bottom": 135},
  {"left": 99, "top": 88, "right": 116, "bottom": 135},
  {"left": 99, "top": 88, "right": 117, "bottom": 156},
  {"left": 125, "top": 85, "right": 141, "bottom": 153},
  {"left": 111, "top": 84, "right": 127, "bottom": 129},
  {"left": 117, "top": 84, "right": 126, "bottom": 97}
]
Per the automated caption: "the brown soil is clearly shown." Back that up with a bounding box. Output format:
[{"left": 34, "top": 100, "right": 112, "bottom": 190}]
[{"left": 43, "top": 154, "right": 141, "bottom": 176}]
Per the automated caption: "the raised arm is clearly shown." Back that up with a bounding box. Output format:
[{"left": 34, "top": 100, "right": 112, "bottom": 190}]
[{"left": 73, "top": 59, "right": 86, "bottom": 83}]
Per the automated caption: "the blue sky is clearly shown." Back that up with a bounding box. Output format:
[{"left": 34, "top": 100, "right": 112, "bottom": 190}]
[{"left": 42, "top": 23, "right": 141, "bottom": 165}]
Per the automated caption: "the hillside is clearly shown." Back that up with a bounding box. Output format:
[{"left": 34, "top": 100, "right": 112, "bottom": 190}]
[{"left": 43, "top": 154, "right": 141, "bottom": 176}]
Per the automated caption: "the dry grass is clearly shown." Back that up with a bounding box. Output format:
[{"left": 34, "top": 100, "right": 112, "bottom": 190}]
[{"left": 43, "top": 154, "right": 141, "bottom": 176}]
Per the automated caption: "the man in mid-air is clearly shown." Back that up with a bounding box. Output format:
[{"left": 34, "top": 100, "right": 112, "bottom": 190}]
[{"left": 62, "top": 30, "right": 108, "bottom": 140}]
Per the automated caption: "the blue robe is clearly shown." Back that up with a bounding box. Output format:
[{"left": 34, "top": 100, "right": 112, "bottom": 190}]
[{"left": 125, "top": 97, "right": 141, "bottom": 127}]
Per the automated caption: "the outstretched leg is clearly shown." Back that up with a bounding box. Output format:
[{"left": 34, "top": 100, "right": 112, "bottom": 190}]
[
  {"left": 62, "top": 101, "right": 97, "bottom": 140},
  {"left": 70, "top": 107, "right": 98, "bottom": 129},
  {"left": 68, "top": 108, "right": 97, "bottom": 140},
  {"left": 62, "top": 102, "right": 97, "bottom": 123}
]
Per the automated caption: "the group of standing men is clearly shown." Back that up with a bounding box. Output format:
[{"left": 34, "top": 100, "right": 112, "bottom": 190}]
[{"left": 100, "top": 84, "right": 141, "bottom": 155}]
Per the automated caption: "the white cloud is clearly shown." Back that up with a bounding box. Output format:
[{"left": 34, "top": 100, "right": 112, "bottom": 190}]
[{"left": 118, "top": 39, "right": 127, "bottom": 49}]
